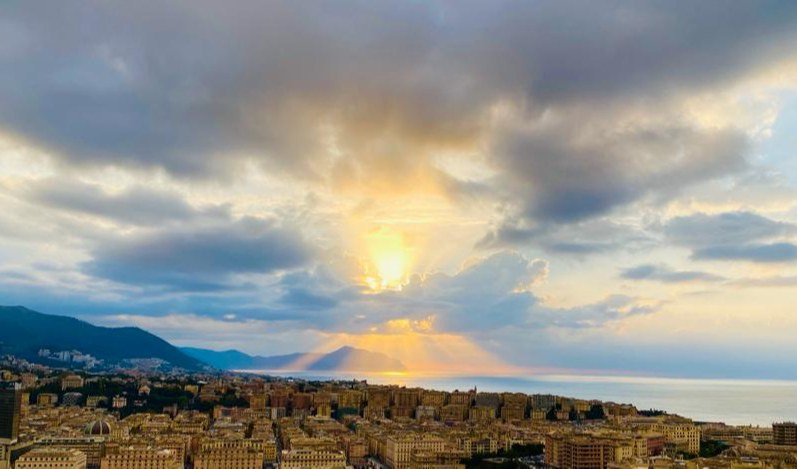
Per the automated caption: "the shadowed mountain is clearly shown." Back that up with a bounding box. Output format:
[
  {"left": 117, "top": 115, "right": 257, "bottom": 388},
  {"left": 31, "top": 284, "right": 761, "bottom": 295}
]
[
  {"left": 181, "top": 345, "right": 406, "bottom": 372},
  {"left": 0, "top": 305, "right": 204, "bottom": 370}
]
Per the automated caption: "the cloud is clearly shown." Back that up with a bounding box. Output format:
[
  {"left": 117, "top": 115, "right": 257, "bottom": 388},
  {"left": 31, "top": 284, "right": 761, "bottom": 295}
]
[
  {"left": 490, "top": 118, "right": 749, "bottom": 224},
  {"left": 621, "top": 264, "right": 724, "bottom": 283},
  {"left": 295, "top": 251, "right": 656, "bottom": 334},
  {"left": 665, "top": 211, "right": 795, "bottom": 247},
  {"left": 531, "top": 295, "right": 659, "bottom": 329},
  {"left": 478, "top": 217, "right": 652, "bottom": 254},
  {"left": 83, "top": 217, "right": 312, "bottom": 291},
  {"left": 664, "top": 211, "right": 797, "bottom": 263},
  {"left": 0, "top": 1, "right": 794, "bottom": 214},
  {"left": 692, "top": 243, "right": 797, "bottom": 263},
  {"left": 25, "top": 179, "right": 229, "bottom": 225},
  {"left": 729, "top": 275, "right": 797, "bottom": 288}
]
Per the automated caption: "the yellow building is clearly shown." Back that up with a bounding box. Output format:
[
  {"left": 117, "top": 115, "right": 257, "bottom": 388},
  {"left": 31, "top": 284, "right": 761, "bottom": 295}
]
[
  {"left": 440, "top": 405, "right": 467, "bottom": 422},
  {"left": 420, "top": 391, "right": 447, "bottom": 408},
  {"left": 37, "top": 393, "right": 58, "bottom": 407},
  {"left": 469, "top": 406, "right": 496, "bottom": 422},
  {"left": 35, "top": 436, "right": 105, "bottom": 468},
  {"left": 61, "top": 375, "right": 85, "bottom": 391},
  {"left": 193, "top": 447, "right": 264, "bottom": 469},
  {"left": 16, "top": 448, "right": 87, "bottom": 469},
  {"left": 339, "top": 390, "right": 363, "bottom": 409},
  {"left": 249, "top": 393, "right": 267, "bottom": 411},
  {"left": 100, "top": 446, "right": 181, "bottom": 469},
  {"left": 500, "top": 404, "right": 525, "bottom": 422},
  {"left": 643, "top": 421, "right": 701, "bottom": 454},
  {"left": 386, "top": 434, "right": 449, "bottom": 469},
  {"left": 448, "top": 392, "right": 472, "bottom": 406},
  {"left": 316, "top": 403, "right": 333, "bottom": 418},
  {"left": 410, "top": 450, "right": 466, "bottom": 469},
  {"left": 281, "top": 449, "right": 348, "bottom": 469}
]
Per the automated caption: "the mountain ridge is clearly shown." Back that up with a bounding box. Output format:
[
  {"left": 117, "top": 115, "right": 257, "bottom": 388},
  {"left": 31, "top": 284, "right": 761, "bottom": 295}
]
[
  {"left": 0, "top": 305, "right": 204, "bottom": 370},
  {"left": 181, "top": 345, "right": 406, "bottom": 372}
]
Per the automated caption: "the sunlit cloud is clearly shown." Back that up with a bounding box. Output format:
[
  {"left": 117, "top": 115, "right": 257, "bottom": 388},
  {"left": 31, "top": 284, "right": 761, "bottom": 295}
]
[{"left": 1, "top": 0, "right": 797, "bottom": 379}]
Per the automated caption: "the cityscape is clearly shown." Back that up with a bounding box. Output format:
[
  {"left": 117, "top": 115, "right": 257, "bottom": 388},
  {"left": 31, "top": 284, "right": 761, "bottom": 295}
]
[
  {"left": 3, "top": 0, "right": 797, "bottom": 468},
  {"left": 2, "top": 355, "right": 797, "bottom": 469}
]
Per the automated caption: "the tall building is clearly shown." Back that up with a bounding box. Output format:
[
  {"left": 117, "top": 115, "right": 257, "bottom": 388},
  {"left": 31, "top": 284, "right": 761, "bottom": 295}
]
[
  {"left": 0, "top": 382, "right": 22, "bottom": 445},
  {"left": 773, "top": 422, "right": 797, "bottom": 445}
]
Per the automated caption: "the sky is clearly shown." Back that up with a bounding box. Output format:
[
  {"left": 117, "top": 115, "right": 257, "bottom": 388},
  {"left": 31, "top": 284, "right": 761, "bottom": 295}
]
[{"left": 1, "top": 0, "right": 797, "bottom": 379}]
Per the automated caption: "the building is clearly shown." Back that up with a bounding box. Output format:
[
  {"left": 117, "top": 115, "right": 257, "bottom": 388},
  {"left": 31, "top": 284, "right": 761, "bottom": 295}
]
[
  {"left": 19, "top": 374, "right": 37, "bottom": 390},
  {"left": 0, "top": 382, "right": 21, "bottom": 445},
  {"left": 545, "top": 434, "right": 614, "bottom": 469},
  {"left": 385, "top": 434, "right": 449, "bottom": 469},
  {"left": 85, "top": 419, "right": 114, "bottom": 437},
  {"left": 500, "top": 404, "right": 525, "bottom": 421},
  {"left": 193, "top": 447, "right": 264, "bottom": 469},
  {"left": 469, "top": 406, "right": 496, "bottom": 422},
  {"left": 250, "top": 393, "right": 267, "bottom": 411},
  {"left": 61, "top": 374, "right": 85, "bottom": 391},
  {"left": 281, "top": 449, "right": 348, "bottom": 469},
  {"left": 112, "top": 396, "right": 127, "bottom": 409},
  {"left": 773, "top": 422, "right": 797, "bottom": 446},
  {"left": 629, "top": 418, "right": 701, "bottom": 454},
  {"left": 415, "top": 406, "right": 437, "bottom": 421},
  {"left": 420, "top": 390, "right": 447, "bottom": 408},
  {"left": 63, "top": 392, "right": 84, "bottom": 407},
  {"left": 410, "top": 450, "right": 466, "bottom": 469},
  {"left": 339, "top": 390, "right": 363, "bottom": 409},
  {"left": 100, "top": 446, "right": 180, "bottom": 469},
  {"left": 16, "top": 448, "right": 87, "bottom": 469},
  {"left": 35, "top": 436, "right": 106, "bottom": 468},
  {"left": 87, "top": 396, "right": 108, "bottom": 408},
  {"left": 36, "top": 393, "right": 58, "bottom": 407},
  {"left": 440, "top": 405, "right": 467, "bottom": 422}
]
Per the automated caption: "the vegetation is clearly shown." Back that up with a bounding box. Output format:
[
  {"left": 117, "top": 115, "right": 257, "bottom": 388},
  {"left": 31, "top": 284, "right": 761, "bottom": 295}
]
[
  {"left": 639, "top": 409, "right": 667, "bottom": 416},
  {"left": 699, "top": 440, "right": 729, "bottom": 458}
]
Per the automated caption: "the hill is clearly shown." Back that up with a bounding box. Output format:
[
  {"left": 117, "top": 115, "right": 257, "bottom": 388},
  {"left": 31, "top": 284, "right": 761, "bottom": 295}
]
[
  {"left": 0, "top": 305, "right": 204, "bottom": 370},
  {"left": 182, "top": 345, "right": 406, "bottom": 372}
]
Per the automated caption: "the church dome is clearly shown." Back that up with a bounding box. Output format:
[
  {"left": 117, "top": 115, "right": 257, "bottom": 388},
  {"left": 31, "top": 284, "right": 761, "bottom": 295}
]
[{"left": 85, "top": 419, "right": 112, "bottom": 436}]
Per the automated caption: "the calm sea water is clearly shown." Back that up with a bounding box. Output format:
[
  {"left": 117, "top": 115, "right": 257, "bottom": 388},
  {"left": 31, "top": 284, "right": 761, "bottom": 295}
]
[{"left": 243, "top": 371, "right": 797, "bottom": 426}]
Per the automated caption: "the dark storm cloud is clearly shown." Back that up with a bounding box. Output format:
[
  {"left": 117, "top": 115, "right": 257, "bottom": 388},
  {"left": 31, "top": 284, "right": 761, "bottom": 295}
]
[
  {"left": 0, "top": 0, "right": 795, "bottom": 220},
  {"left": 83, "top": 218, "right": 312, "bottom": 291},
  {"left": 492, "top": 123, "right": 749, "bottom": 224},
  {"left": 621, "top": 264, "right": 724, "bottom": 283},
  {"left": 26, "top": 179, "right": 229, "bottom": 225}
]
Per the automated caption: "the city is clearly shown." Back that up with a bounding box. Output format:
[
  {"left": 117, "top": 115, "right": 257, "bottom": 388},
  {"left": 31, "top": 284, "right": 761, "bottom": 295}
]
[
  {"left": 1, "top": 357, "right": 796, "bottom": 469},
  {"left": 3, "top": 1, "right": 797, "bottom": 468}
]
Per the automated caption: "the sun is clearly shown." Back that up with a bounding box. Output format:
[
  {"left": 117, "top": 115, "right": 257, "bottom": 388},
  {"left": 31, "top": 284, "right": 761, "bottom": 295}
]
[{"left": 364, "top": 227, "right": 411, "bottom": 290}]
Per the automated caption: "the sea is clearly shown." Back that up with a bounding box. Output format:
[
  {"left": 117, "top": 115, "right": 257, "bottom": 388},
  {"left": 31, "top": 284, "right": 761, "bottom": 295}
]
[{"left": 241, "top": 370, "right": 797, "bottom": 427}]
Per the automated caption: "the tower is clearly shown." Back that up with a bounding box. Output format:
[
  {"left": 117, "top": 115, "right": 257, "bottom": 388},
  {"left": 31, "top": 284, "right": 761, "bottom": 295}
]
[{"left": 0, "top": 382, "right": 22, "bottom": 444}]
